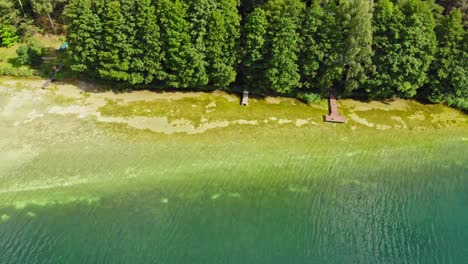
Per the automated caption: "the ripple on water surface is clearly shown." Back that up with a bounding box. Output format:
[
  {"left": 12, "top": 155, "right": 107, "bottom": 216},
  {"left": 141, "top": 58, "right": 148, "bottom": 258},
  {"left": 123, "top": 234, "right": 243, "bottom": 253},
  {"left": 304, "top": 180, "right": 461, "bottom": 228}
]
[{"left": 0, "top": 78, "right": 467, "bottom": 263}]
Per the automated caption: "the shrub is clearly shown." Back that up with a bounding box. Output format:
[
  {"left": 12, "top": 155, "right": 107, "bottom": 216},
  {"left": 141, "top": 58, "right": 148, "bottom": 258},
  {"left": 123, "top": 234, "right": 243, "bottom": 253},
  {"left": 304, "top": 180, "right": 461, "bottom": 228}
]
[
  {"left": 28, "top": 45, "right": 43, "bottom": 66},
  {"left": 16, "top": 45, "right": 31, "bottom": 66},
  {"left": 446, "top": 97, "right": 468, "bottom": 112},
  {"left": 15, "top": 43, "right": 43, "bottom": 66},
  {"left": 0, "top": 26, "right": 20, "bottom": 47},
  {"left": 297, "top": 92, "right": 322, "bottom": 105},
  {"left": 17, "top": 20, "right": 41, "bottom": 40},
  {"left": 0, "top": 67, "right": 37, "bottom": 77}
]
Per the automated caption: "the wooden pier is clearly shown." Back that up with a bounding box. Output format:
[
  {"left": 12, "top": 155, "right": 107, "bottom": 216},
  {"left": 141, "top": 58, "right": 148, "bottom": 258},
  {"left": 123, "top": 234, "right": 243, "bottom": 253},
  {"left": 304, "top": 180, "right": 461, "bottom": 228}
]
[
  {"left": 324, "top": 96, "right": 346, "bottom": 123},
  {"left": 42, "top": 64, "right": 64, "bottom": 89},
  {"left": 241, "top": 89, "right": 249, "bottom": 106}
]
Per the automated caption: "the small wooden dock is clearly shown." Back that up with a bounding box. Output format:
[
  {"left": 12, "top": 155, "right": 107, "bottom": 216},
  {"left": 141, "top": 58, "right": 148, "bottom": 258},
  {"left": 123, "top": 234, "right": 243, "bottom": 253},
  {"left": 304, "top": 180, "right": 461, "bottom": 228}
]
[
  {"left": 324, "top": 96, "right": 346, "bottom": 123},
  {"left": 42, "top": 64, "right": 64, "bottom": 89},
  {"left": 241, "top": 89, "right": 249, "bottom": 106}
]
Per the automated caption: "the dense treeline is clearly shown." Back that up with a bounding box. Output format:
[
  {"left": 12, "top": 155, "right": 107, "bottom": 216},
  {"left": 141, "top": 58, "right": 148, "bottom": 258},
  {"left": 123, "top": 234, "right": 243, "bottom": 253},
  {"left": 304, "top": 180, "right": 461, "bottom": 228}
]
[
  {"left": 65, "top": 0, "right": 240, "bottom": 88},
  {"left": 1, "top": 0, "right": 467, "bottom": 109}
]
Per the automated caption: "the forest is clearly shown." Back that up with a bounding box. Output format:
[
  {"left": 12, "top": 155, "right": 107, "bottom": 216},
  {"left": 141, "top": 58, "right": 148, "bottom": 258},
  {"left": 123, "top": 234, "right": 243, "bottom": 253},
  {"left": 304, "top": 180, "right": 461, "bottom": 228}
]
[{"left": 0, "top": 0, "right": 467, "bottom": 110}]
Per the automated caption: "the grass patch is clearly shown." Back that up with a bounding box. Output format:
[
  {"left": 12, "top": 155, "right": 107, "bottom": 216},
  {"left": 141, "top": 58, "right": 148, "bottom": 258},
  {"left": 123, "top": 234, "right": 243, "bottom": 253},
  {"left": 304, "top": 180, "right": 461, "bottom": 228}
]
[
  {"left": 51, "top": 93, "right": 78, "bottom": 105},
  {"left": 0, "top": 43, "right": 19, "bottom": 68},
  {"left": 0, "top": 34, "right": 65, "bottom": 77}
]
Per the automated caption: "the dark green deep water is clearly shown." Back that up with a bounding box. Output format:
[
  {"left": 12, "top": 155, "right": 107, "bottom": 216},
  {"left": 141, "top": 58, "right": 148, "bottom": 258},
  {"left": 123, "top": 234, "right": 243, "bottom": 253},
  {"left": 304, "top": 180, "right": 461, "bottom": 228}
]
[{"left": 1, "top": 80, "right": 467, "bottom": 263}]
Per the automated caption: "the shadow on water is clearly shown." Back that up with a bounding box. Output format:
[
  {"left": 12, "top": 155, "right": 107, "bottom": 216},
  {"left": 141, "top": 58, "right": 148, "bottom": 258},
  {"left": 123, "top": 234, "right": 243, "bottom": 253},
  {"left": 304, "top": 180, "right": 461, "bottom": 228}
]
[
  {"left": 0, "top": 76, "right": 467, "bottom": 263},
  {"left": 1, "top": 141, "right": 467, "bottom": 263}
]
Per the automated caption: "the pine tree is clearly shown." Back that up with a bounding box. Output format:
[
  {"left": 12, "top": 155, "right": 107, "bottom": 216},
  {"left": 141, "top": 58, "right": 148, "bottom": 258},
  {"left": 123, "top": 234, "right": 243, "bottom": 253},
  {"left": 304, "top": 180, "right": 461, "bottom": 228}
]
[
  {"left": 300, "top": 1, "right": 322, "bottom": 90},
  {"left": 184, "top": 0, "right": 214, "bottom": 87},
  {"left": 367, "top": 0, "right": 402, "bottom": 97},
  {"left": 429, "top": 9, "right": 468, "bottom": 101},
  {"left": 369, "top": 0, "right": 437, "bottom": 98},
  {"left": 340, "top": 0, "right": 375, "bottom": 94},
  {"left": 96, "top": 0, "right": 134, "bottom": 82},
  {"left": 300, "top": 0, "right": 345, "bottom": 94},
  {"left": 242, "top": 7, "right": 268, "bottom": 92},
  {"left": 204, "top": 0, "right": 241, "bottom": 88},
  {"left": 157, "top": 0, "right": 202, "bottom": 88},
  {"left": 264, "top": 0, "right": 304, "bottom": 94},
  {"left": 131, "top": 0, "right": 164, "bottom": 84},
  {"left": 30, "top": 0, "right": 67, "bottom": 32},
  {"left": 397, "top": 0, "right": 437, "bottom": 97},
  {"left": 65, "top": 0, "right": 102, "bottom": 74},
  {"left": 58, "top": 0, "right": 464, "bottom": 105},
  {"left": 0, "top": 0, "right": 20, "bottom": 26}
]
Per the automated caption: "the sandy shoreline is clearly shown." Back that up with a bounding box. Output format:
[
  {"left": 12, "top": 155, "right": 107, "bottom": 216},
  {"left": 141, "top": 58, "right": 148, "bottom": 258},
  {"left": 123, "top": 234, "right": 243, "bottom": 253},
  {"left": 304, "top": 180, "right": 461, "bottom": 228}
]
[
  {"left": 1, "top": 76, "right": 466, "bottom": 134},
  {"left": 0, "top": 76, "right": 467, "bottom": 211}
]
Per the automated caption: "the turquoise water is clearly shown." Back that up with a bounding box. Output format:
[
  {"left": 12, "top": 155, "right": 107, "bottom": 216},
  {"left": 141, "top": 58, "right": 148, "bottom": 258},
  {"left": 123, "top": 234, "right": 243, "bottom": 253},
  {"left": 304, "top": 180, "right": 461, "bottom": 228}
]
[{"left": 0, "top": 79, "right": 467, "bottom": 263}]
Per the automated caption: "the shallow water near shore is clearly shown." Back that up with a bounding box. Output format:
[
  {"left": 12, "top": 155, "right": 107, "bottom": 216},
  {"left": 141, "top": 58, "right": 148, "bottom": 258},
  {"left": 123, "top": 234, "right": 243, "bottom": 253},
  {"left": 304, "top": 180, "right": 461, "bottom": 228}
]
[{"left": 0, "top": 77, "right": 467, "bottom": 263}]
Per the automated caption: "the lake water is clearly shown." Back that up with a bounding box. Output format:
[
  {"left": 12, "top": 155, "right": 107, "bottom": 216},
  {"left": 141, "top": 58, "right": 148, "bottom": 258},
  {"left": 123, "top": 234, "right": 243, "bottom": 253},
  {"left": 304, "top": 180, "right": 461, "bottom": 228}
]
[{"left": 1, "top": 78, "right": 467, "bottom": 263}]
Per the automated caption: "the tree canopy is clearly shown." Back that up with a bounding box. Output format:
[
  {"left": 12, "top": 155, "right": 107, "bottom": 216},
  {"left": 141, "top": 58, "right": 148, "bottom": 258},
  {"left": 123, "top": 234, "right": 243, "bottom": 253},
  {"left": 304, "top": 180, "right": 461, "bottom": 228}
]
[{"left": 1, "top": 0, "right": 467, "bottom": 110}]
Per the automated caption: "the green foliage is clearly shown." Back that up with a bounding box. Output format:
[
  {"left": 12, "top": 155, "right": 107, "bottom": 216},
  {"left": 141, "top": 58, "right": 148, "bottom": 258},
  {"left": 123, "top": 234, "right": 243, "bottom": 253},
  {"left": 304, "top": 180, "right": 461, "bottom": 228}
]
[
  {"left": 0, "top": 0, "right": 21, "bottom": 45},
  {"left": 157, "top": 0, "right": 202, "bottom": 88},
  {"left": 134, "top": 0, "right": 164, "bottom": 84},
  {"left": 15, "top": 45, "right": 30, "bottom": 65},
  {"left": 15, "top": 42, "right": 43, "bottom": 66},
  {"left": 64, "top": 0, "right": 102, "bottom": 74},
  {"left": 436, "top": 0, "right": 468, "bottom": 26},
  {"left": 446, "top": 97, "right": 468, "bottom": 112},
  {"left": 29, "top": 0, "right": 69, "bottom": 31},
  {"left": 300, "top": 1, "right": 321, "bottom": 89},
  {"left": 242, "top": 7, "right": 268, "bottom": 92},
  {"left": 264, "top": 0, "right": 304, "bottom": 94},
  {"left": 184, "top": 0, "right": 213, "bottom": 87},
  {"left": 97, "top": 0, "right": 133, "bottom": 82},
  {"left": 429, "top": 9, "right": 467, "bottom": 102},
  {"left": 30, "top": 0, "right": 54, "bottom": 15},
  {"left": 369, "top": 0, "right": 437, "bottom": 98},
  {"left": 58, "top": 0, "right": 465, "bottom": 110},
  {"left": 340, "top": 0, "right": 375, "bottom": 94},
  {"left": 265, "top": 15, "right": 301, "bottom": 94},
  {"left": 366, "top": 0, "right": 400, "bottom": 97},
  {"left": 297, "top": 92, "right": 322, "bottom": 105},
  {"left": 0, "top": 0, "right": 52, "bottom": 37},
  {"left": 16, "top": 20, "right": 40, "bottom": 40},
  {"left": 397, "top": 0, "right": 437, "bottom": 97},
  {"left": 0, "top": 0, "right": 20, "bottom": 26},
  {"left": 0, "top": 26, "right": 19, "bottom": 47},
  {"left": 204, "top": 0, "right": 241, "bottom": 88},
  {"left": 0, "top": 67, "right": 37, "bottom": 76},
  {"left": 300, "top": 1, "right": 345, "bottom": 94}
]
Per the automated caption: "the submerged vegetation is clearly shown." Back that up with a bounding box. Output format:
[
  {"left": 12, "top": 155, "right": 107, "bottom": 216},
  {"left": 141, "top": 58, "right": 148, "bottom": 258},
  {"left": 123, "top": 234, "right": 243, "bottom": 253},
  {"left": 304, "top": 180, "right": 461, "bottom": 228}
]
[
  {"left": 0, "top": 0, "right": 467, "bottom": 110},
  {"left": 0, "top": 76, "right": 467, "bottom": 264}
]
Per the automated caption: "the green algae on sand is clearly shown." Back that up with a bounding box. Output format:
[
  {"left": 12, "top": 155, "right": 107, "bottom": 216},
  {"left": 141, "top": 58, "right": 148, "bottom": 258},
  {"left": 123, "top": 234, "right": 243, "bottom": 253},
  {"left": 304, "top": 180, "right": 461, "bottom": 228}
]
[
  {"left": 0, "top": 77, "right": 467, "bottom": 264},
  {"left": 0, "top": 76, "right": 466, "bottom": 210}
]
